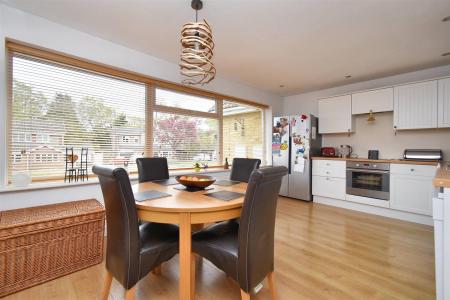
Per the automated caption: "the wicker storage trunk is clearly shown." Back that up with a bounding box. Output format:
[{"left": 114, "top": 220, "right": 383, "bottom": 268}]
[{"left": 0, "top": 199, "right": 105, "bottom": 297}]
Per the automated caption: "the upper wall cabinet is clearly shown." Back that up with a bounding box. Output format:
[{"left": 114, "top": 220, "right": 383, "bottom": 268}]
[
  {"left": 351, "top": 88, "right": 393, "bottom": 115},
  {"left": 393, "top": 80, "right": 438, "bottom": 130},
  {"left": 318, "top": 95, "right": 353, "bottom": 134},
  {"left": 438, "top": 78, "right": 450, "bottom": 128}
]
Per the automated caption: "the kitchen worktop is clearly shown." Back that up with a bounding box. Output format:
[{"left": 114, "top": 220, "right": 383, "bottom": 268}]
[
  {"left": 434, "top": 162, "right": 450, "bottom": 188},
  {"left": 311, "top": 156, "right": 439, "bottom": 166}
]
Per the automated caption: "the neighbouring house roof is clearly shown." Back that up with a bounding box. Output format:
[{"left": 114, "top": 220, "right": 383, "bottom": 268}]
[
  {"left": 111, "top": 126, "right": 144, "bottom": 135},
  {"left": 29, "top": 145, "right": 64, "bottom": 153}
]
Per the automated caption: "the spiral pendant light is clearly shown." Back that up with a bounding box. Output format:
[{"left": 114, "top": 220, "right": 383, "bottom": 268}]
[{"left": 180, "top": 0, "right": 216, "bottom": 85}]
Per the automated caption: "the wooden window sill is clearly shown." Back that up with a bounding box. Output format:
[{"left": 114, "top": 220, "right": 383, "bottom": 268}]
[{"left": 0, "top": 167, "right": 230, "bottom": 194}]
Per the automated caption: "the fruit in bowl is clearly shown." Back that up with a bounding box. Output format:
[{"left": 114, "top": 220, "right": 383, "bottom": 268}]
[{"left": 176, "top": 175, "right": 216, "bottom": 189}]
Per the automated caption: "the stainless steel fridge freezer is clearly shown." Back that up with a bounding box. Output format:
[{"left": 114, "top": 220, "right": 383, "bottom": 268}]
[{"left": 272, "top": 114, "right": 321, "bottom": 201}]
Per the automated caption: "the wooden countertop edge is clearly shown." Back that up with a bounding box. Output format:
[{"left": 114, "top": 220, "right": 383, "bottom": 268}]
[
  {"left": 311, "top": 157, "right": 438, "bottom": 166},
  {"left": 434, "top": 162, "right": 450, "bottom": 188}
]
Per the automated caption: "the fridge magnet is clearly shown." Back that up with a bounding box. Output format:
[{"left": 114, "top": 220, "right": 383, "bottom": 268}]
[
  {"left": 274, "top": 118, "right": 289, "bottom": 137},
  {"left": 293, "top": 135, "right": 302, "bottom": 145},
  {"left": 291, "top": 118, "right": 297, "bottom": 127},
  {"left": 272, "top": 133, "right": 281, "bottom": 144},
  {"left": 280, "top": 141, "right": 288, "bottom": 151},
  {"left": 272, "top": 143, "right": 280, "bottom": 156},
  {"left": 301, "top": 114, "right": 308, "bottom": 120}
]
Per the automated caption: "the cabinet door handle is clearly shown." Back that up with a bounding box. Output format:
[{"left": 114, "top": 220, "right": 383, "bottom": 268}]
[
  {"left": 326, "top": 171, "right": 330, "bottom": 174},
  {"left": 410, "top": 168, "right": 415, "bottom": 172}
]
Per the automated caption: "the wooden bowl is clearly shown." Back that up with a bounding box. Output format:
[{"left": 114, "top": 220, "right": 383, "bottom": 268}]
[{"left": 175, "top": 175, "right": 216, "bottom": 189}]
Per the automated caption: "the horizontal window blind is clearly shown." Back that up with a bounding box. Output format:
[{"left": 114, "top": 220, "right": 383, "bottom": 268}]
[
  {"left": 9, "top": 52, "right": 147, "bottom": 181},
  {"left": 222, "top": 100, "right": 265, "bottom": 164}
]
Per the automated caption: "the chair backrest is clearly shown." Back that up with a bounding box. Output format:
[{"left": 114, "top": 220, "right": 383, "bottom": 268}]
[
  {"left": 229, "top": 158, "right": 261, "bottom": 182},
  {"left": 80, "top": 147, "right": 88, "bottom": 166},
  {"left": 92, "top": 165, "right": 141, "bottom": 289},
  {"left": 65, "top": 147, "right": 74, "bottom": 169},
  {"left": 237, "top": 166, "right": 288, "bottom": 292},
  {"left": 136, "top": 157, "right": 170, "bottom": 183}
]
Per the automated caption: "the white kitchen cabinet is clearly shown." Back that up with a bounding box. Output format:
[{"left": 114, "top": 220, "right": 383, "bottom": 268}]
[
  {"left": 318, "top": 95, "right": 353, "bottom": 134},
  {"left": 390, "top": 163, "right": 436, "bottom": 177},
  {"left": 352, "top": 88, "right": 393, "bottom": 115},
  {"left": 312, "top": 159, "right": 346, "bottom": 200},
  {"left": 390, "top": 164, "right": 435, "bottom": 215},
  {"left": 312, "top": 175, "right": 346, "bottom": 200},
  {"left": 312, "top": 160, "right": 346, "bottom": 178},
  {"left": 393, "top": 80, "right": 438, "bottom": 130},
  {"left": 438, "top": 77, "right": 450, "bottom": 128}
]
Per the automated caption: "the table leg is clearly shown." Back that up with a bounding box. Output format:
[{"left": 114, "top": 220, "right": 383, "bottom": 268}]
[{"left": 180, "top": 213, "right": 194, "bottom": 300}]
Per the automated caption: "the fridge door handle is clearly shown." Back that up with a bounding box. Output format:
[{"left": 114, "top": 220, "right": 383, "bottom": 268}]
[{"left": 288, "top": 136, "right": 292, "bottom": 174}]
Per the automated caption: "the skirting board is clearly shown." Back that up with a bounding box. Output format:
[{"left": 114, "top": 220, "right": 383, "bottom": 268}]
[{"left": 314, "top": 196, "right": 433, "bottom": 226}]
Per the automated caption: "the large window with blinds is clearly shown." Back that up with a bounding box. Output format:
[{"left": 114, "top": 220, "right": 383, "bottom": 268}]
[
  {"left": 9, "top": 53, "right": 146, "bottom": 180},
  {"left": 7, "top": 44, "right": 267, "bottom": 183}
]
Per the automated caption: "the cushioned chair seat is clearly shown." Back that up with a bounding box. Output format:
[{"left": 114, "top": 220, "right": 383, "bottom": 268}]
[
  {"left": 192, "top": 220, "right": 239, "bottom": 279},
  {"left": 139, "top": 222, "right": 179, "bottom": 278}
]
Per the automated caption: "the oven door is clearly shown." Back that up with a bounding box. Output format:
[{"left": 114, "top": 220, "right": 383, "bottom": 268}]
[{"left": 346, "top": 168, "right": 390, "bottom": 200}]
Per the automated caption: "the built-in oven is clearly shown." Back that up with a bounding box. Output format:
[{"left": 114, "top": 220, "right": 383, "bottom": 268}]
[{"left": 346, "top": 161, "right": 390, "bottom": 200}]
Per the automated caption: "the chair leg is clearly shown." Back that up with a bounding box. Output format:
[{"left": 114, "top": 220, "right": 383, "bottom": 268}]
[
  {"left": 240, "top": 289, "right": 251, "bottom": 300},
  {"left": 152, "top": 265, "right": 162, "bottom": 275},
  {"left": 125, "top": 286, "right": 136, "bottom": 300},
  {"left": 101, "top": 271, "right": 113, "bottom": 300},
  {"left": 267, "top": 272, "right": 277, "bottom": 300}
]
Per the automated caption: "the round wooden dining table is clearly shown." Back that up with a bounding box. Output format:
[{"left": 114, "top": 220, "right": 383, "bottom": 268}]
[{"left": 133, "top": 180, "right": 247, "bottom": 300}]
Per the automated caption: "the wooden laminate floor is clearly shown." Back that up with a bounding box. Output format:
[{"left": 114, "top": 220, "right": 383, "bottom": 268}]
[{"left": 4, "top": 197, "right": 435, "bottom": 300}]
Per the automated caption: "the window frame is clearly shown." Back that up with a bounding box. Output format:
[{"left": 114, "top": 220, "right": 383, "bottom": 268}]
[{"left": 5, "top": 41, "right": 267, "bottom": 182}]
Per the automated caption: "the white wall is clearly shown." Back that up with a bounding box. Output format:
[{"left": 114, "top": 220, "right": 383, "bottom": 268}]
[
  {"left": 0, "top": 4, "right": 282, "bottom": 210},
  {"left": 283, "top": 64, "right": 450, "bottom": 159}
]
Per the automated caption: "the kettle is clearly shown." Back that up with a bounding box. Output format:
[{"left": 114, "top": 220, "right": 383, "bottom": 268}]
[{"left": 339, "top": 145, "right": 353, "bottom": 158}]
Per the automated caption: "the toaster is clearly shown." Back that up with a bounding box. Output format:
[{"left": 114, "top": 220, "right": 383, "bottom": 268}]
[{"left": 321, "top": 147, "right": 337, "bottom": 157}]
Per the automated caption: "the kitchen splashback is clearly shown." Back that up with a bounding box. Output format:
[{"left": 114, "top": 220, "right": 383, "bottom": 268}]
[{"left": 322, "top": 112, "right": 450, "bottom": 160}]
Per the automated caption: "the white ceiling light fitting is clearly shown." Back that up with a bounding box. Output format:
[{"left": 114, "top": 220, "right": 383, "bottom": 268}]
[{"left": 180, "top": 0, "right": 216, "bottom": 85}]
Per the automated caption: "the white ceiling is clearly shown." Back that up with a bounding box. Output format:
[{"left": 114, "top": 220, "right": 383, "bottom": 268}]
[{"left": 2, "top": 0, "right": 450, "bottom": 96}]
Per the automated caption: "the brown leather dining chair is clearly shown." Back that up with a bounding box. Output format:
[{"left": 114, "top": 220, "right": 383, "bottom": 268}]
[
  {"left": 192, "top": 166, "right": 288, "bottom": 300},
  {"left": 92, "top": 165, "right": 179, "bottom": 300},
  {"left": 229, "top": 158, "right": 261, "bottom": 182},
  {"left": 136, "top": 157, "right": 170, "bottom": 183}
]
